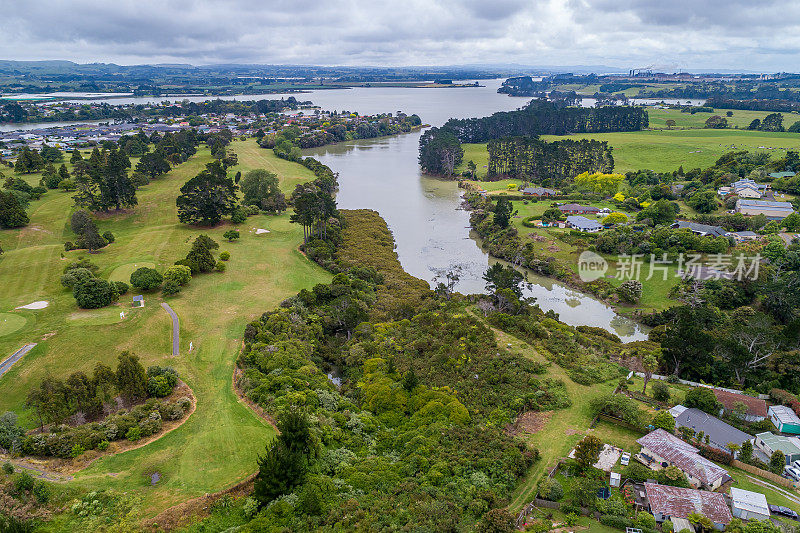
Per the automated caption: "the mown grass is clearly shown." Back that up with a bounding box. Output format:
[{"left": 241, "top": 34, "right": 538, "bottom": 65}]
[{"left": 0, "top": 139, "right": 331, "bottom": 516}]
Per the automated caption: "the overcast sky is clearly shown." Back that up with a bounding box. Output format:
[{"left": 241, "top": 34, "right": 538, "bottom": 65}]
[{"left": 1, "top": 0, "right": 798, "bottom": 71}]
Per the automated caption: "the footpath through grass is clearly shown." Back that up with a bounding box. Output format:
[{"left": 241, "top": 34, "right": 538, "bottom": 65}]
[
  {"left": 0, "top": 138, "right": 330, "bottom": 516},
  {"left": 484, "top": 325, "right": 617, "bottom": 511}
]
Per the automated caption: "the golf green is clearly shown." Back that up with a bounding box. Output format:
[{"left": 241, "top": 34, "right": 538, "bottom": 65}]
[
  {"left": 109, "top": 262, "right": 156, "bottom": 283},
  {"left": 0, "top": 313, "right": 26, "bottom": 337}
]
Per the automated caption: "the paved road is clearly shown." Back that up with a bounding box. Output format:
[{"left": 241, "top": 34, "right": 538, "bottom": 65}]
[
  {"left": 0, "top": 343, "right": 37, "bottom": 378},
  {"left": 161, "top": 303, "right": 179, "bottom": 356}
]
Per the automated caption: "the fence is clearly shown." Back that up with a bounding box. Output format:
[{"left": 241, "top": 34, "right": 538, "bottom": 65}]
[
  {"left": 627, "top": 372, "right": 770, "bottom": 400},
  {"left": 732, "top": 459, "right": 800, "bottom": 489}
]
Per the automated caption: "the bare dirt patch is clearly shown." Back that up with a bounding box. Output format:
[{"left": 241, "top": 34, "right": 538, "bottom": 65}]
[{"left": 506, "top": 410, "right": 552, "bottom": 436}]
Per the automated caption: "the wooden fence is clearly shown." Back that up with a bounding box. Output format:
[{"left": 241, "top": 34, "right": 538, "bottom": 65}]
[
  {"left": 732, "top": 460, "right": 800, "bottom": 489},
  {"left": 597, "top": 413, "right": 648, "bottom": 435}
]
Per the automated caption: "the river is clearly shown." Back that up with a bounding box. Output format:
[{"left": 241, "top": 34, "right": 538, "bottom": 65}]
[
  {"left": 6, "top": 80, "right": 650, "bottom": 340},
  {"left": 302, "top": 80, "right": 650, "bottom": 341}
]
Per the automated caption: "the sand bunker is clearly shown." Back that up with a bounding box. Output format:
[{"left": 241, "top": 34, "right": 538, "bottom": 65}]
[
  {"left": 16, "top": 301, "right": 49, "bottom": 310},
  {"left": 255, "top": 229, "right": 270, "bottom": 235}
]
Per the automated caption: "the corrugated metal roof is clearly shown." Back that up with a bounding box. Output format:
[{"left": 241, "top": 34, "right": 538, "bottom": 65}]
[
  {"left": 770, "top": 405, "right": 800, "bottom": 425},
  {"left": 637, "top": 429, "right": 728, "bottom": 486},
  {"left": 730, "top": 488, "right": 769, "bottom": 516},
  {"left": 737, "top": 199, "right": 794, "bottom": 209},
  {"left": 645, "top": 483, "right": 732, "bottom": 525}
]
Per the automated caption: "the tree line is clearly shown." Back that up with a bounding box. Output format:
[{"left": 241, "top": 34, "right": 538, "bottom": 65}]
[{"left": 486, "top": 136, "right": 614, "bottom": 184}]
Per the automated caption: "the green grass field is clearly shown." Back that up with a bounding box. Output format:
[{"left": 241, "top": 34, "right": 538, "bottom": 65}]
[{"left": 0, "top": 138, "right": 331, "bottom": 517}]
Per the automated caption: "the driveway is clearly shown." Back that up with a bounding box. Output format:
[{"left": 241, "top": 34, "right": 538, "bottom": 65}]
[{"left": 161, "top": 303, "right": 179, "bottom": 356}]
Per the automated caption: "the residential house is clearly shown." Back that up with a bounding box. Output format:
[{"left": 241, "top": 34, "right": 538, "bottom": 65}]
[
  {"left": 565, "top": 215, "right": 603, "bottom": 233},
  {"left": 754, "top": 432, "right": 800, "bottom": 465},
  {"left": 636, "top": 429, "right": 731, "bottom": 490},
  {"left": 726, "top": 231, "right": 758, "bottom": 243},
  {"left": 644, "top": 483, "right": 732, "bottom": 530},
  {"left": 769, "top": 405, "right": 800, "bottom": 434},
  {"left": 735, "top": 199, "right": 795, "bottom": 219},
  {"left": 713, "top": 389, "right": 767, "bottom": 422},
  {"left": 521, "top": 187, "right": 558, "bottom": 197},
  {"left": 730, "top": 488, "right": 770, "bottom": 521},
  {"left": 673, "top": 408, "right": 754, "bottom": 454},
  {"left": 558, "top": 203, "right": 600, "bottom": 215},
  {"left": 672, "top": 220, "right": 727, "bottom": 237}
]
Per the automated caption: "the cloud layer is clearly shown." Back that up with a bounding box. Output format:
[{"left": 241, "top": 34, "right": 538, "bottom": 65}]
[{"left": 1, "top": 0, "right": 798, "bottom": 71}]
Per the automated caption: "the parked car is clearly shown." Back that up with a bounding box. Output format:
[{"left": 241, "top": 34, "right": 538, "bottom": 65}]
[
  {"left": 621, "top": 452, "right": 631, "bottom": 466},
  {"left": 784, "top": 466, "right": 800, "bottom": 482},
  {"left": 770, "top": 504, "right": 799, "bottom": 520},
  {"left": 792, "top": 459, "right": 800, "bottom": 471}
]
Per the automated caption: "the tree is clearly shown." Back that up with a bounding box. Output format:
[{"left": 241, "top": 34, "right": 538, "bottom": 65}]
[
  {"left": 467, "top": 160, "right": 477, "bottom": 177},
  {"left": 70, "top": 149, "right": 83, "bottom": 164},
  {"left": 573, "top": 434, "right": 603, "bottom": 470},
  {"left": 418, "top": 127, "right": 463, "bottom": 176},
  {"left": 476, "top": 508, "right": 515, "bottom": 533},
  {"left": 542, "top": 207, "right": 565, "bottom": 223},
  {"left": 176, "top": 161, "right": 238, "bottom": 226},
  {"left": 652, "top": 410, "right": 675, "bottom": 432},
  {"left": 81, "top": 223, "right": 107, "bottom": 253},
  {"left": 116, "top": 352, "right": 148, "bottom": 403},
  {"left": 726, "top": 442, "right": 741, "bottom": 458},
  {"left": 223, "top": 229, "right": 240, "bottom": 242},
  {"left": 483, "top": 263, "right": 525, "bottom": 299},
  {"left": 0, "top": 190, "right": 29, "bottom": 228},
  {"left": 574, "top": 172, "right": 624, "bottom": 196},
  {"left": 665, "top": 119, "right": 676, "bottom": 129},
  {"left": 652, "top": 381, "right": 671, "bottom": 403},
  {"left": 135, "top": 150, "right": 171, "bottom": 179},
  {"left": 492, "top": 197, "right": 516, "bottom": 228},
  {"left": 163, "top": 265, "right": 192, "bottom": 286},
  {"left": 177, "top": 235, "right": 218, "bottom": 274},
  {"left": 740, "top": 440, "right": 753, "bottom": 462},
  {"left": 602, "top": 212, "right": 628, "bottom": 225},
  {"left": 73, "top": 277, "right": 117, "bottom": 309},
  {"left": 761, "top": 113, "right": 784, "bottom": 132},
  {"left": 687, "top": 190, "right": 719, "bottom": 213},
  {"left": 684, "top": 387, "right": 721, "bottom": 415},
  {"left": 130, "top": 267, "right": 163, "bottom": 291},
  {"left": 617, "top": 280, "right": 643, "bottom": 303},
  {"left": 254, "top": 408, "right": 316, "bottom": 504},
  {"left": 704, "top": 115, "right": 728, "bottom": 129},
  {"left": 240, "top": 169, "right": 286, "bottom": 213},
  {"left": 769, "top": 450, "right": 786, "bottom": 474},
  {"left": 637, "top": 198, "right": 677, "bottom": 225},
  {"left": 70, "top": 209, "right": 93, "bottom": 236},
  {"left": 641, "top": 352, "right": 659, "bottom": 394}
]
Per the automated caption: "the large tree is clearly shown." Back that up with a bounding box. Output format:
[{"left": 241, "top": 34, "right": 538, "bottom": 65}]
[
  {"left": 240, "top": 169, "right": 286, "bottom": 213},
  {"left": 135, "top": 150, "right": 171, "bottom": 179},
  {"left": 0, "top": 190, "right": 29, "bottom": 228},
  {"left": 176, "top": 161, "right": 238, "bottom": 226},
  {"left": 115, "top": 352, "right": 148, "bottom": 403}
]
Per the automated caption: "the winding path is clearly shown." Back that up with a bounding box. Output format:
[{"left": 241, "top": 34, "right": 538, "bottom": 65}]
[
  {"left": 161, "top": 303, "right": 179, "bottom": 356},
  {"left": 0, "top": 343, "right": 37, "bottom": 378}
]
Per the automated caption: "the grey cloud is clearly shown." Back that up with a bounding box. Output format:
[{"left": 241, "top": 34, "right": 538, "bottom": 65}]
[{"left": 0, "top": 0, "right": 799, "bottom": 70}]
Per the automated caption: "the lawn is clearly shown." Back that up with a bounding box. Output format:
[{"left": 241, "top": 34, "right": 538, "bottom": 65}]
[
  {"left": 647, "top": 107, "right": 800, "bottom": 131},
  {"left": 0, "top": 142, "right": 331, "bottom": 516}
]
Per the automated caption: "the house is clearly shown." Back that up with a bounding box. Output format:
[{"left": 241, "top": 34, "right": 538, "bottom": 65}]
[
  {"left": 730, "top": 488, "right": 770, "bottom": 522},
  {"left": 644, "top": 483, "right": 732, "bottom": 530},
  {"left": 132, "top": 295, "right": 144, "bottom": 308},
  {"left": 558, "top": 203, "right": 600, "bottom": 215},
  {"left": 726, "top": 231, "right": 758, "bottom": 243},
  {"left": 521, "top": 187, "right": 558, "bottom": 197},
  {"left": 672, "top": 220, "right": 727, "bottom": 237},
  {"left": 735, "top": 199, "right": 795, "bottom": 219},
  {"left": 636, "top": 429, "right": 730, "bottom": 490},
  {"left": 713, "top": 389, "right": 767, "bottom": 422},
  {"left": 566, "top": 215, "right": 603, "bottom": 233},
  {"left": 769, "top": 405, "right": 800, "bottom": 434},
  {"left": 754, "top": 432, "right": 800, "bottom": 465},
  {"left": 669, "top": 404, "right": 689, "bottom": 419},
  {"left": 673, "top": 408, "right": 753, "bottom": 454}
]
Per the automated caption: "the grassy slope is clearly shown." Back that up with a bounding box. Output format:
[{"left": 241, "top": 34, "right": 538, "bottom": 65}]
[{"left": 0, "top": 138, "right": 330, "bottom": 516}]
